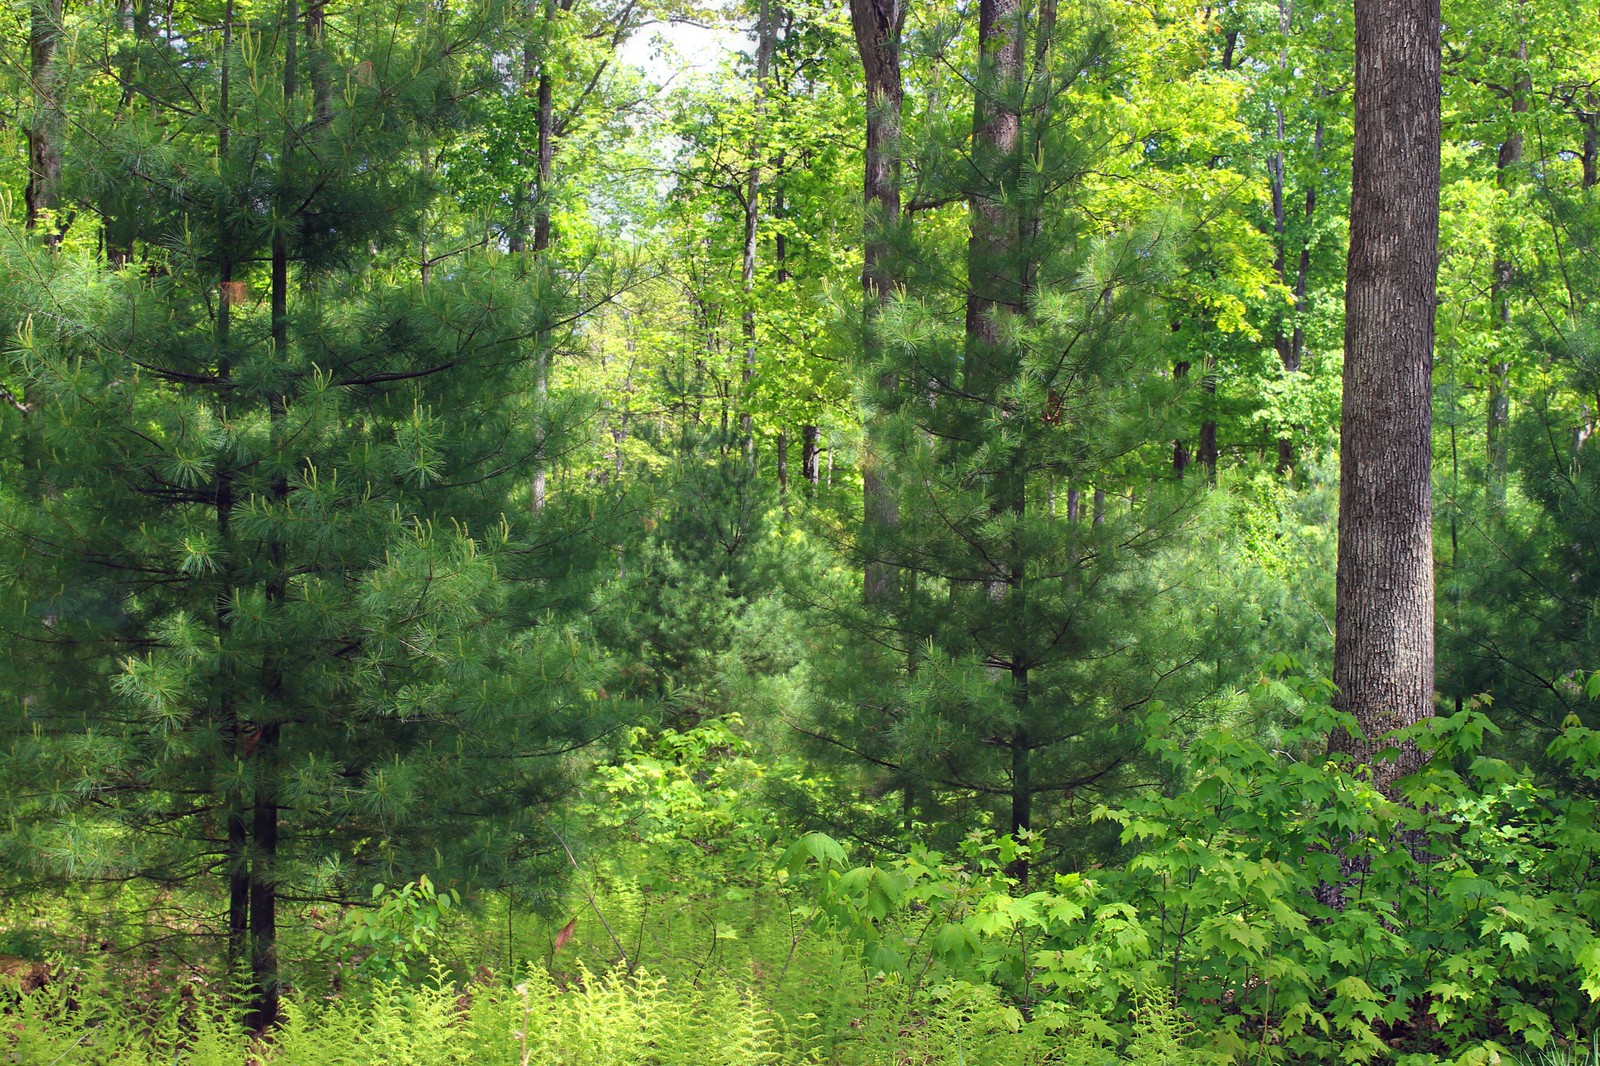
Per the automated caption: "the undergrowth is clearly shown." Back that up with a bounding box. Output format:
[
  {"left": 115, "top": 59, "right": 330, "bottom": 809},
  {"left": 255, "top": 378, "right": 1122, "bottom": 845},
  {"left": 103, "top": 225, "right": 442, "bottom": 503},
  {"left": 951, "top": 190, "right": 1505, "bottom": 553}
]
[{"left": 1, "top": 962, "right": 1183, "bottom": 1065}]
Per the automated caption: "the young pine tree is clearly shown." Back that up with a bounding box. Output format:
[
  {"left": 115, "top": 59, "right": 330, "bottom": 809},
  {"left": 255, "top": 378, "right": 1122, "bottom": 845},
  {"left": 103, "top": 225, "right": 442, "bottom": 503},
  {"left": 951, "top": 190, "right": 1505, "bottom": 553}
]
[
  {"left": 0, "top": 0, "right": 612, "bottom": 1026},
  {"left": 807, "top": 3, "right": 1252, "bottom": 875}
]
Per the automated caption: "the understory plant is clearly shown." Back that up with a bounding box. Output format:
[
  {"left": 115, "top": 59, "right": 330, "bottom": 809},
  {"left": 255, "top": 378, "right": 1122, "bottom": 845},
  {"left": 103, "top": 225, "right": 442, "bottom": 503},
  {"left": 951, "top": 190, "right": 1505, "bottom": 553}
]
[{"left": 781, "top": 665, "right": 1600, "bottom": 1064}]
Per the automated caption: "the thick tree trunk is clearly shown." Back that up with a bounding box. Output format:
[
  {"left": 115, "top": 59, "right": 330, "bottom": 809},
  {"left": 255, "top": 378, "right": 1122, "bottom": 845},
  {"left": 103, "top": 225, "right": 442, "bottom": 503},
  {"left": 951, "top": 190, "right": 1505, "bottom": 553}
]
[
  {"left": 1330, "top": 0, "right": 1440, "bottom": 797},
  {"left": 26, "top": 0, "right": 64, "bottom": 244},
  {"left": 851, "top": 0, "right": 905, "bottom": 607}
]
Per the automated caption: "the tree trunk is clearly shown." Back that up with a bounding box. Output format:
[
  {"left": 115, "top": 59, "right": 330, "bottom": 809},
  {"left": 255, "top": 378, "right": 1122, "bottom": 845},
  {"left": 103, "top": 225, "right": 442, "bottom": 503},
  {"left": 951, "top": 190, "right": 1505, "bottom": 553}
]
[
  {"left": 740, "top": 0, "right": 774, "bottom": 462},
  {"left": 246, "top": 1, "right": 301, "bottom": 1027},
  {"left": 1330, "top": 0, "right": 1440, "bottom": 797},
  {"left": 26, "top": 0, "right": 64, "bottom": 245},
  {"left": 851, "top": 0, "right": 905, "bottom": 607},
  {"left": 1485, "top": 45, "right": 1527, "bottom": 511},
  {"left": 1269, "top": 0, "right": 1321, "bottom": 475},
  {"left": 1173, "top": 361, "right": 1192, "bottom": 477},
  {"left": 214, "top": 0, "right": 249, "bottom": 982},
  {"left": 1582, "top": 92, "right": 1597, "bottom": 190},
  {"left": 801, "top": 424, "right": 820, "bottom": 490},
  {"left": 531, "top": 0, "right": 556, "bottom": 513},
  {"left": 965, "top": 0, "right": 1028, "bottom": 879}
]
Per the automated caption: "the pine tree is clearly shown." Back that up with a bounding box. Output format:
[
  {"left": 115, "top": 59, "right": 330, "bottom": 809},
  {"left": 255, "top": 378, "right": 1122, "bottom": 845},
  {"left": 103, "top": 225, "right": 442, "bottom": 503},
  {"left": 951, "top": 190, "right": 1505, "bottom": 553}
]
[
  {"left": 0, "top": 0, "right": 612, "bottom": 1026},
  {"left": 808, "top": 4, "right": 1249, "bottom": 876}
]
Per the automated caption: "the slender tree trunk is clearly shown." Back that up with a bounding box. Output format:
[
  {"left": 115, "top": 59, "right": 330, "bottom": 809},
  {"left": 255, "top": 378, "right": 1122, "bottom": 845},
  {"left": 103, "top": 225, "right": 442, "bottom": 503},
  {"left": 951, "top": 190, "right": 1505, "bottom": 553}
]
[
  {"left": 246, "top": 0, "right": 301, "bottom": 1028},
  {"left": 774, "top": 173, "right": 791, "bottom": 500},
  {"left": 1582, "top": 93, "right": 1597, "bottom": 190},
  {"left": 306, "top": 0, "right": 332, "bottom": 129},
  {"left": 1330, "top": 0, "right": 1440, "bottom": 799},
  {"left": 852, "top": 0, "right": 905, "bottom": 607},
  {"left": 964, "top": 0, "right": 1028, "bottom": 879},
  {"left": 1270, "top": 1, "right": 1321, "bottom": 474},
  {"left": 740, "top": 0, "right": 774, "bottom": 462},
  {"left": 1486, "top": 45, "right": 1527, "bottom": 510},
  {"left": 1173, "top": 361, "right": 1192, "bottom": 477},
  {"left": 214, "top": 0, "right": 249, "bottom": 982},
  {"left": 1198, "top": 359, "right": 1219, "bottom": 479},
  {"left": 801, "top": 424, "right": 820, "bottom": 489},
  {"left": 26, "top": 0, "right": 64, "bottom": 245},
  {"left": 531, "top": 0, "right": 556, "bottom": 513}
]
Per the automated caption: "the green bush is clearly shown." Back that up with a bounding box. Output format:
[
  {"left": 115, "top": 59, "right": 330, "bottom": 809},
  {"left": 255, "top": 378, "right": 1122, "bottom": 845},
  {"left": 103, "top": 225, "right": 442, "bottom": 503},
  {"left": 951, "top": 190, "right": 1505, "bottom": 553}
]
[{"left": 781, "top": 672, "right": 1600, "bottom": 1064}]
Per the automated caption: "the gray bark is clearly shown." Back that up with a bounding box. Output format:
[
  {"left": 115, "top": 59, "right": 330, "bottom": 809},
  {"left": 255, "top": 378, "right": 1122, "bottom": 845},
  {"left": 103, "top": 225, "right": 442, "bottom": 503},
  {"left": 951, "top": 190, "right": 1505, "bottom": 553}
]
[{"left": 1330, "top": 0, "right": 1441, "bottom": 796}]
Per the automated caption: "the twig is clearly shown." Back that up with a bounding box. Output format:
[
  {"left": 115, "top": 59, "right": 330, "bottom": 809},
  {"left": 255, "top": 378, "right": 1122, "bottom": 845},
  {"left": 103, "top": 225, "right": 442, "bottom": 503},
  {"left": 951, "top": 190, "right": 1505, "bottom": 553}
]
[{"left": 553, "top": 830, "right": 631, "bottom": 972}]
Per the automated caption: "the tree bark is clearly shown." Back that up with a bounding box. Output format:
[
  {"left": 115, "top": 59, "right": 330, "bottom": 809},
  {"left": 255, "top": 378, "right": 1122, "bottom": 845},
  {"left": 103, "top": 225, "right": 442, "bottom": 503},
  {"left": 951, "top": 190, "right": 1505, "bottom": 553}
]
[
  {"left": 1582, "top": 92, "right": 1597, "bottom": 191},
  {"left": 1330, "top": 0, "right": 1440, "bottom": 797},
  {"left": 531, "top": 0, "right": 556, "bottom": 513},
  {"left": 739, "top": 0, "right": 775, "bottom": 463},
  {"left": 801, "top": 424, "right": 820, "bottom": 490},
  {"left": 851, "top": 0, "right": 905, "bottom": 607},
  {"left": 965, "top": 0, "right": 1028, "bottom": 879},
  {"left": 246, "top": 0, "right": 301, "bottom": 1028},
  {"left": 214, "top": 0, "right": 250, "bottom": 983},
  {"left": 26, "top": 0, "right": 64, "bottom": 245}
]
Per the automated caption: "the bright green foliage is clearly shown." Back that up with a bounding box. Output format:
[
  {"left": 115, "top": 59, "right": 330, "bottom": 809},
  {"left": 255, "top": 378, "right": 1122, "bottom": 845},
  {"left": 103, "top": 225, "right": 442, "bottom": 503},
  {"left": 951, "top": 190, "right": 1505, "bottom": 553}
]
[
  {"left": 2, "top": 959, "right": 1177, "bottom": 1065},
  {"left": 319, "top": 875, "right": 463, "bottom": 983},
  {"left": 1, "top": 0, "right": 1600, "bottom": 1057},
  {"left": 784, "top": 682, "right": 1600, "bottom": 1064}
]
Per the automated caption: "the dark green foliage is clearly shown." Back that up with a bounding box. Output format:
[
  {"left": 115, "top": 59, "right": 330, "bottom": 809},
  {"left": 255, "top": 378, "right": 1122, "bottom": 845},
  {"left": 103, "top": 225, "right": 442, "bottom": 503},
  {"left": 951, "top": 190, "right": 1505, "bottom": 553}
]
[
  {"left": 802, "top": 8, "right": 1251, "bottom": 863},
  {"left": 0, "top": 0, "right": 613, "bottom": 986},
  {"left": 595, "top": 435, "right": 801, "bottom": 722}
]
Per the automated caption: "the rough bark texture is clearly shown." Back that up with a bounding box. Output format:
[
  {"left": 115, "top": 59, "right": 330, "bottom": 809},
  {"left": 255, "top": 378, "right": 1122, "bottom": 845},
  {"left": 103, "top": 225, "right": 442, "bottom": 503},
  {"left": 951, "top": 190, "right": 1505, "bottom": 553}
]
[
  {"left": 1330, "top": 0, "right": 1440, "bottom": 796},
  {"left": 851, "top": 0, "right": 904, "bottom": 607},
  {"left": 1198, "top": 360, "right": 1219, "bottom": 480},
  {"left": 26, "top": 0, "right": 63, "bottom": 243},
  {"left": 244, "top": 1, "right": 303, "bottom": 1028},
  {"left": 963, "top": 0, "right": 1023, "bottom": 400}
]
